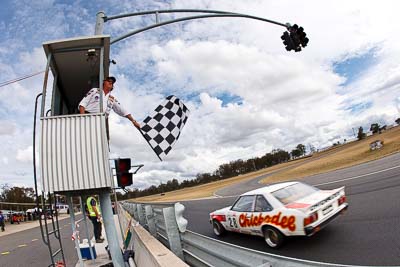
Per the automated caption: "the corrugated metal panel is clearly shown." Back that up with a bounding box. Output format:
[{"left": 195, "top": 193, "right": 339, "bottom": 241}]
[{"left": 40, "top": 113, "right": 112, "bottom": 192}]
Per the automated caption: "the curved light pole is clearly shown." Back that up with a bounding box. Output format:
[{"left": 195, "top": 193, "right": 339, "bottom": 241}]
[{"left": 95, "top": 9, "right": 307, "bottom": 50}]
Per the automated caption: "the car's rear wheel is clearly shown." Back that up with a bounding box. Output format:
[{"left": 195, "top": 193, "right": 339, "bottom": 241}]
[
  {"left": 212, "top": 220, "right": 226, "bottom": 236},
  {"left": 263, "top": 226, "right": 284, "bottom": 248}
]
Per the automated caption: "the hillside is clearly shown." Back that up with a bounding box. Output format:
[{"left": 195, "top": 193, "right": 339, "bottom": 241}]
[{"left": 133, "top": 125, "right": 400, "bottom": 202}]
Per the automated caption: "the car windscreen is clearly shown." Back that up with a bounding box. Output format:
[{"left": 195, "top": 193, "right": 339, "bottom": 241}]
[{"left": 271, "top": 182, "right": 319, "bottom": 205}]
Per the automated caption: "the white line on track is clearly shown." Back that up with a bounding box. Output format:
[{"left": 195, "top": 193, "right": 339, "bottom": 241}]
[
  {"left": 313, "top": 165, "right": 400, "bottom": 186},
  {"left": 213, "top": 165, "right": 400, "bottom": 198}
]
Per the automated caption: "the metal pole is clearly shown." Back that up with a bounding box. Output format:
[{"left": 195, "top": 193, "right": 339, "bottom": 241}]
[
  {"left": 79, "top": 196, "right": 95, "bottom": 262},
  {"left": 110, "top": 13, "right": 288, "bottom": 45},
  {"left": 50, "top": 73, "right": 58, "bottom": 116},
  {"left": 95, "top": 11, "right": 105, "bottom": 35},
  {"left": 113, "top": 190, "right": 125, "bottom": 242},
  {"left": 99, "top": 46, "right": 104, "bottom": 112},
  {"left": 145, "top": 205, "right": 156, "bottom": 236},
  {"left": 136, "top": 204, "right": 145, "bottom": 226},
  {"left": 104, "top": 9, "right": 235, "bottom": 21},
  {"left": 40, "top": 53, "right": 52, "bottom": 117},
  {"left": 67, "top": 196, "right": 84, "bottom": 267},
  {"left": 163, "top": 206, "right": 184, "bottom": 259},
  {"left": 99, "top": 191, "right": 125, "bottom": 267}
]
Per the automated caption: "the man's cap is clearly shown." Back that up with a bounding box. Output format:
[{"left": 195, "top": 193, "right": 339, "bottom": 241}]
[{"left": 107, "top": 76, "right": 116, "bottom": 84}]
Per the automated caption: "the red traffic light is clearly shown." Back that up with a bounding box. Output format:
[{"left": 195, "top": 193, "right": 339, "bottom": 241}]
[
  {"left": 115, "top": 158, "right": 131, "bottom": 172},
  {"left": 119, "top": 173, "right": 133, "bottom": 187},
  {"left": 115, "top": 158, "right": 133, "bottom": 188}
]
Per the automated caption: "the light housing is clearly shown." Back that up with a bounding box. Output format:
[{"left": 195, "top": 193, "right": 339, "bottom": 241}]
[
  {"left": 304, "top": 212, "right": 318, "bottom": 226},
  {"left": 115, "top": 158, "right": 133, "bottom": 188},
  {"left": 338, "top": 195, "right": 346, "bottom": 206}
]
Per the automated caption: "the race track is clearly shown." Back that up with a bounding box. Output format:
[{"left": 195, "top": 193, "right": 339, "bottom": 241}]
[{"left": 183, "top": 153, "right": 400, "bottom": 266}]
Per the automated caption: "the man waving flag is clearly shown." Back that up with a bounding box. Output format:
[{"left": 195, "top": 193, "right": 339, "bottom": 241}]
[{"left": 140, "top": 95, "right": 190, "bottom": 161}]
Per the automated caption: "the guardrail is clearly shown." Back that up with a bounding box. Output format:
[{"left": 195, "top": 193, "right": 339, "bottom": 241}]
[
  {"left": 121, "top": 202, "right": 367, "bottom": 267},
  {"left": 118, "top": 202, "right": 188, "bottom": 267}
]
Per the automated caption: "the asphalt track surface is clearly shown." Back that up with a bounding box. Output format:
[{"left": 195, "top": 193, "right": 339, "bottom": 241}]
[
  {"left": 0, "top": 215, "right": 82, "bottom": 267},
  {"left": 183, "top": 153, "right": 400, "bottom": 266}
]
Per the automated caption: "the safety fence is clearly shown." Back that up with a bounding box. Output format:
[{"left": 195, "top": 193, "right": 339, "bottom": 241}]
[{"left": 121, "top": 202, "right": 366, "bottom": 267}]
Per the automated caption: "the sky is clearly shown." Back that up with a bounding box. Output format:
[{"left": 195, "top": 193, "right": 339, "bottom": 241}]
[{"left": 0, "top": 0, "right": 399, "bottom": 190}]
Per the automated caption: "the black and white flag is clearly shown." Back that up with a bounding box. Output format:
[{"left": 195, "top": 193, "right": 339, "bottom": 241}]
[{"left": 140, "top": 95, "right": 190, "bottom": 161}]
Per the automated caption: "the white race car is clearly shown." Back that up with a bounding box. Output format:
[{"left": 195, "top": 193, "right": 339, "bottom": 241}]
[{"left": 210, "top": 181, "right": 348, "bottom": 248}]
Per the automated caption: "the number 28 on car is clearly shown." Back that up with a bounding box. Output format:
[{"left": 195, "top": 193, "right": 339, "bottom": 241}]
[{"left": 209, "top": 181, "right": 348, "bottom": 248}]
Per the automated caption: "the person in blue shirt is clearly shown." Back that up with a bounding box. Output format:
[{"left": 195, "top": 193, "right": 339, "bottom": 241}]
[{"left": 0, "top": 211, "right": 5, "bottom": 232}]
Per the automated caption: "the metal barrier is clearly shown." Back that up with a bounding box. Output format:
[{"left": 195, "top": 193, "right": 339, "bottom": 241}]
[
  {"left": 121, "top": 202, "right": 365, "bottom": 267},
  {"left": 118, "top": 202, "right": 188, "bottom": 267}
]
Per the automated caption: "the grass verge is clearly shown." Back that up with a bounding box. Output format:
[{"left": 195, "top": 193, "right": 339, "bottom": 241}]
[{"left": 260, "top": 126, "right": 400, "bottom": 183}]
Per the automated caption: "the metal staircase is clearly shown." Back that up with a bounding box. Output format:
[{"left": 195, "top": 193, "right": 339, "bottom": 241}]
[
  {"left": 33, "top": 93, "right": 65, "bottom": 266},
  {"left": 38, "top": 193, "right": 66, "bottom": 266}
]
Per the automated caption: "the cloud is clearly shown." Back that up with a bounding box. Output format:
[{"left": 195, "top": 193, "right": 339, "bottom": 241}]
[
  {"left": 16, "top": 146, "right": 33, "bottom": 163},
  {"left": 0, "top": 121, "right": 16, "bottom": 136}
]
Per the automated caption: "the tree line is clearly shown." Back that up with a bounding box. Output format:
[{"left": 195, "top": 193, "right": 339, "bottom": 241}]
[
  {"left": 0, "top": 184, "right": 36, "bottom": 211},
  {"left": 119, "top": 145, "right": 307, "bottom": 200},
  {"left": 357, "top": 118, "right": 400, "bottom": 140}
]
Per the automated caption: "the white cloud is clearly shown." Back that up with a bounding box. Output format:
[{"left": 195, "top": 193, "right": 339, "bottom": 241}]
[
  {"left": 16, "top": 146, "right": 33, "bottom": 163},
  {"left": 0, "top": 121, "right": 16, "bottom": 136}
]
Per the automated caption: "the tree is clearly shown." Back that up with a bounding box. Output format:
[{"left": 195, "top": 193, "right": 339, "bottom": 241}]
[
  {"left": 357, "top": 126, "right": 366, "bottom": 140},
  {"left": 396, "top": 118, "right": 400, "bottom": 125},
  {"left": 370, "top": 123, "right": 380, "bottom": 134},
  {"left": 291, "top": 149, "right": 301, "bottom": 158},
  {"left": 308, "top": 144, "right": 316, "bottom": 154},
  {"left": 296, "top": 144, "right": 306, "bottom": 156},
  {"left": 0, "top": 184, "right": 35, "bottom": 203}
]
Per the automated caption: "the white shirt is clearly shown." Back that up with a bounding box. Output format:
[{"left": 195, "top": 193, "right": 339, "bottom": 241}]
[{"left": 78, "top": 88, "right": 129, "bottom": 117}]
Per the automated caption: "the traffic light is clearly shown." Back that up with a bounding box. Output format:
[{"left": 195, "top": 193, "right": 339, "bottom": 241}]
[
  {"left": 115, "top": 158, "right": 132, "bottom": 188},
  {"left": 281, "top": 31, "right": 295, "bottom": 51},
  {"left": 289, "top": 24, "right": 300, "bottom": 51},
  {"left": 297, "top": 26, "right": 309, "bottom": 47},
  {"left": 282, "top": 24, "right": 309, "bottom": 52}
]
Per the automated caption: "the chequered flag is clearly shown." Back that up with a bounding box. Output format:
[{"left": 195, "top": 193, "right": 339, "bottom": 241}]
[{"left": 140, "top": 95, "right": 190, "bottom": 161}]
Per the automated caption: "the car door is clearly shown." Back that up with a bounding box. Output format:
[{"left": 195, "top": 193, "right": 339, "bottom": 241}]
[
  {"left": 227, "top": 195, "right": 255, "bottom": 234},
  {"left": 248, "top": 194, "right": 274, "bottom": 235}
]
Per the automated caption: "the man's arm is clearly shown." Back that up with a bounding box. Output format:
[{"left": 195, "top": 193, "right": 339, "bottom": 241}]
[
  {"left": 79, "top": 105, "right": 86, "bottom": 114},
  {"left": 93, "top": 206, "right": 100, "bottom": 219},
  {"left": 111, "top": 98, "right": 141, "bottom": 128},
  {"left": 126, "top": 114, "right": 141, "bottom": 128}
]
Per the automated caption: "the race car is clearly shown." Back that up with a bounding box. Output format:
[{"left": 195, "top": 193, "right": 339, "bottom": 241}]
[{"left": 210, "top": 181, "right": 348, "bottom": 248}]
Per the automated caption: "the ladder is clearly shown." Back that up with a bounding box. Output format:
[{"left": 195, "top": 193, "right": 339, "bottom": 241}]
[
  {"left": 37, "top": 193, "right": 66, "bottom": 267},
  {"left": 33, "top": 93, "right": 65, "bottom": 266}
]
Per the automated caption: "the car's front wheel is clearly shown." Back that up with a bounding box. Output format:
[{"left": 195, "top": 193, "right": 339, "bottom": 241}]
[
  {"left": 263, "top": 226, "right": 284, "bottom": 248},
  {"left": 212, "top": 220, "right": 226, "bottom": 236}
]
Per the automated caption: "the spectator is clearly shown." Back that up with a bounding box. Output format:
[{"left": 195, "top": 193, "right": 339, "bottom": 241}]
[
  {"left": 0, "top": 211, "right": 5, "bottom": 232},
  {"left": 12, "top": 214, "right": 20, "bottom": 224}
]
